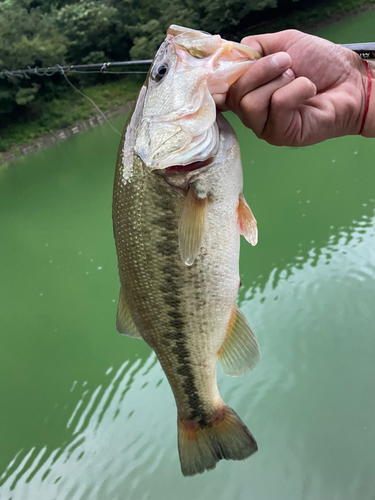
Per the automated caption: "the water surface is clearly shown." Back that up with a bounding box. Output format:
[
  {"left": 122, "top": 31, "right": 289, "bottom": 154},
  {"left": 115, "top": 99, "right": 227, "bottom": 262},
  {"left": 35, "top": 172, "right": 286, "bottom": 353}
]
[{"left": 1, "top": 15, "right": 375, "bottom": 500}]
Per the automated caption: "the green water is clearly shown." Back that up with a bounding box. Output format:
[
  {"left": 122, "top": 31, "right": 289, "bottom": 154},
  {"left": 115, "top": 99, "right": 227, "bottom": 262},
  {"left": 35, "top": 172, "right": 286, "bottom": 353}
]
[{"left": 1, "top": 14, "right": 375, "bottom": 500}]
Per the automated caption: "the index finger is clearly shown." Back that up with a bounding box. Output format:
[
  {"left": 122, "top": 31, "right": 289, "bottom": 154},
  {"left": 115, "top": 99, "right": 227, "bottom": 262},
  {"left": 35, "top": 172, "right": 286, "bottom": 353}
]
[
  {"left": 240, "top": 37, "right": 264, "bottom": 56},
  {"left": 241, "top": 30, "right": 300, "bottom": 57}
]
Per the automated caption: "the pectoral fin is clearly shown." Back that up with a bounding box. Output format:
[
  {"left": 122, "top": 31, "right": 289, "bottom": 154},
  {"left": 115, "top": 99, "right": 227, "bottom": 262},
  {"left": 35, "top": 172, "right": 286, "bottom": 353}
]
[
  {"left": 178, "top": 188, "right": 208, "bottom": 266},
  {"left": 218, "top": 305, "right": 260, "bottom": 376},
  {"left": 238, "top": 193, "right": 258, "bottom": 246},
  {"left": 116, "top": 288, "right": 142, "bottom": 339}
]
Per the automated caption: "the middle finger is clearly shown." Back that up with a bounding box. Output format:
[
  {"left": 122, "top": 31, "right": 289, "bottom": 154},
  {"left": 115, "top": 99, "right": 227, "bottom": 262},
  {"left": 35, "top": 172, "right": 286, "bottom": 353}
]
[
  {"left": 237, "top": 69, "right": 295, "bottom": 135},
  {"left": 227, "top": 52, "right": 292, "bottom": 116}
]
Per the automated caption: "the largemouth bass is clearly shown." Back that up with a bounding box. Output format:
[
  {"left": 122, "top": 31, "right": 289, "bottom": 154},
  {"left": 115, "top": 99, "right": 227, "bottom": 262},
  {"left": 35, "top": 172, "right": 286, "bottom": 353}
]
[{"left": 112, "top": 25, "right": 261, "bottom": 476}]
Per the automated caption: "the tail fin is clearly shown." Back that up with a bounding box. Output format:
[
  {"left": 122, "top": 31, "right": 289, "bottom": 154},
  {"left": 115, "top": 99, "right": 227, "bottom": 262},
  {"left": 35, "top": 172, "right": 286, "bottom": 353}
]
[{"left": 177, "top": 406, "right": 257, "bottom": 477}]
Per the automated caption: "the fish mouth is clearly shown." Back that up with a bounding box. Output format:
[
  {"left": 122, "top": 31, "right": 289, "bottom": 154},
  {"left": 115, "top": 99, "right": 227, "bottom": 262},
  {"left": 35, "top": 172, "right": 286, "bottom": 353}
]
[{"left": 164, "top": 158, "right": 213, "bottom": 175}]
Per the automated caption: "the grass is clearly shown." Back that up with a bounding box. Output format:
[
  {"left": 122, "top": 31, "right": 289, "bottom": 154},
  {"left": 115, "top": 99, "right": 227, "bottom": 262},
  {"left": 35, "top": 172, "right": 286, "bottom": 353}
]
[{"left": 0, "top": 77, "right": 143, "bottom": 154}]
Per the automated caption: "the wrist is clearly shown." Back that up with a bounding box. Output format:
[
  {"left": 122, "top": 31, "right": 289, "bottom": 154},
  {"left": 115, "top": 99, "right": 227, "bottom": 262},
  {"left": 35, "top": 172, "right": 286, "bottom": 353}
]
[{"left": 361, "top": 61, "right": 375, "bottom": 138}]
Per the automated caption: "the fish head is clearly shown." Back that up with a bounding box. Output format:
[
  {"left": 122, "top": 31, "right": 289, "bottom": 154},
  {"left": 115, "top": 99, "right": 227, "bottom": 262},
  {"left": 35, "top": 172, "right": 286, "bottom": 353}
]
[{"left": 134, "top": 25, "right": 260, "bottom": 171}]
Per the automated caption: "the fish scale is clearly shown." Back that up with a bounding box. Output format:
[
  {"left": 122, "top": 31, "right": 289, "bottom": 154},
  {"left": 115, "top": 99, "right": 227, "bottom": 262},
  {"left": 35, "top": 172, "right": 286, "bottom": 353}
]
[{"left": 114, "top": 144, "right": 232, "bottom": 422}]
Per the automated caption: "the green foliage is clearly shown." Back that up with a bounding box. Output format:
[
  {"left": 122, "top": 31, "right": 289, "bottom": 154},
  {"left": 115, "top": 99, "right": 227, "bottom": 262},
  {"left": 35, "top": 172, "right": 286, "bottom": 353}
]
[
  {"left": 129, "top": 20, "right": 167, "bottom": 60},
  {"left": 0, "top": 77, "right": 141, "bottom": 152},
  {"left": 15, "top": 84, "right": 41, "bottom": 105},
  {"left": 198, "top": 0, "right": 277, "bottom": 34},
  {"left": 0, "top": 0, "right": 67, "bottom": 115},
  {"left": 0, "top": 0, "right": 67, "bottom": 69},
  {"left": 57, "top": 0, "right": 119, "bottom": 62}
]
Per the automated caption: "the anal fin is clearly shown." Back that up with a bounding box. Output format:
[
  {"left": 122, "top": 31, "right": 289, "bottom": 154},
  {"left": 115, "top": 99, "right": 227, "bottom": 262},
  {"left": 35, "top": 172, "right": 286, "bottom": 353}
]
[
  {"left": 218, "top": 305, "right": 260, "bottom": 376},
  {"left": 116, "top": 287, "right": 142, "bottom": 339},
  {"left": 178, "top": 187, "right": 208, "bottom": 266},
  {"left": 238, "top": 193, "right": 258, "bottom": 246}
]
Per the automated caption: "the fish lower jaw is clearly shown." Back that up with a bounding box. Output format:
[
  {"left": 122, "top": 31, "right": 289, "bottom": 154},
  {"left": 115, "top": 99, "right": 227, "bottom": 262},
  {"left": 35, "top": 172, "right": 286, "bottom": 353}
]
[
  {"left": 139, "top": 121, "right": 220, "bottom": 171},
  {"left": 138, "top": 150, "right": 214, "bottom": 173}
]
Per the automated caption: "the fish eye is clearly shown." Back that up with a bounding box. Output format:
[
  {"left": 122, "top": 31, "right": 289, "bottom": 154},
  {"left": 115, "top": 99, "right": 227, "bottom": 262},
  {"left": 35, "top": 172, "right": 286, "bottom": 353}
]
[{"left": 152, "top": 64, "right": 168, "bottom": 82}]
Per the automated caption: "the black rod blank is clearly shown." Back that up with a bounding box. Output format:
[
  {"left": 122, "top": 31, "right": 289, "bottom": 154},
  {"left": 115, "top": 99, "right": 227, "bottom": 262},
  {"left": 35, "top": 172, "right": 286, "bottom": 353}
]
[{"left": 341, "top": 43, "right": 375, "bottom": 59}]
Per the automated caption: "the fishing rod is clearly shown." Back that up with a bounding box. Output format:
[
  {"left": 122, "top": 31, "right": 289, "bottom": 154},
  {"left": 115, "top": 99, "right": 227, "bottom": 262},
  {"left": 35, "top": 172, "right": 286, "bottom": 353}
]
[
  {"left": 0, "top": 60, "right": 153, "bottom": 79},
  {"left": 1, "top": 44, "right": 375, "bottom": 79},
  {"left": 341, "top": 42, "right": 375, "bottom": 59}
]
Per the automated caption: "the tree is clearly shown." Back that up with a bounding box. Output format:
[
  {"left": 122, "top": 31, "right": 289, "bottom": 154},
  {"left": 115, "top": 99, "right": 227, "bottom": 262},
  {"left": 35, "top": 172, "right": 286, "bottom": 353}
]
[
  {"left": 0, "top": 0, "right": 67, "bottom": 117},
  {"left": 57, "top": 0, "right": 121, "bottom": 63}
]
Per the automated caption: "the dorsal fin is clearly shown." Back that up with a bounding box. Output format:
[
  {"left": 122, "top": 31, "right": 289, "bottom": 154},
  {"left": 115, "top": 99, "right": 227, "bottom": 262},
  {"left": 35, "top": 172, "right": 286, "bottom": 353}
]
[
  {"left": 116, "top": 288, "right": 142, "bottom": 339},
  {"left": 238, "top": 193, "right": 258, "bottom": 246},
  {"left": 178, "top": 187, "right": 208, "bottom": 266},
  {"left": 218, "top": 304, "right": 260, "bottom": 376}
]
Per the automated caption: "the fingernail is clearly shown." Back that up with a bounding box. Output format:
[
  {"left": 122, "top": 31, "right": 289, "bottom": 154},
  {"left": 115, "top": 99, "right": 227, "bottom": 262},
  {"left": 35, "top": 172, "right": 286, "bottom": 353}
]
[
  {"left": 284, "top": 68, "right": 295, "bottom": 78},
  {"left": 271, "top": 52, "right": 291, "bottom": 69}
]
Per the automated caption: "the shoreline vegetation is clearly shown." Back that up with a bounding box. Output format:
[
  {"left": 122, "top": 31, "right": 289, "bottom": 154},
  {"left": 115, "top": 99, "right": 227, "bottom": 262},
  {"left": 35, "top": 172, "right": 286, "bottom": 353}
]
[
  {"left": 0, "top": 79, "right": 141, "bottom": 167},
  {"left": 1, "top": 0, "right": 375, "bottom": 168},
  {"left": 0, "top": 100, "right": 135, "bottom": 167}
]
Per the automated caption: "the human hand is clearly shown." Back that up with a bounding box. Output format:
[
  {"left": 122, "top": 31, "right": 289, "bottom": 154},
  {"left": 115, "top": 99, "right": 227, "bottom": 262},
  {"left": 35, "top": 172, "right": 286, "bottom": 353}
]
[{"left": 223, "top": 30, "right": 374, "bottom": 146}]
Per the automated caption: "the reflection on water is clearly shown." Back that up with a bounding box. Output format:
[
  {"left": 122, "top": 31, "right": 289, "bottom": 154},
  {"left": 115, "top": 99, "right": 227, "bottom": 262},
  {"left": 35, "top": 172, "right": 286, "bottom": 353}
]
[
  {"left": 0, "top": 355, "right": 161, "bottom": 499},
  {"left": 236, "top": 118, "right": 375, "bottom": 299},
  {"left": 2, "top": 205, "right": 375, "bottom": 499},
  {"left": 2, "top": 13, "right": 375, "bottom": 496}
]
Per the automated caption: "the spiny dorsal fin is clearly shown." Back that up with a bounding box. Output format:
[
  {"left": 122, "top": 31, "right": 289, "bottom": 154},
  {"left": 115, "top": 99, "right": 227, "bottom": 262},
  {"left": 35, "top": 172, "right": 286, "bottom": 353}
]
[
  {"left": 116, "top": 288, "right": 142, "bottom": 339},
  {"left": 178, "top": 187, "right": 208, "bottom": 266},
  {"left": 218, "top": 304, "right": 260, "bottom": 376},
  {"left": 238, "top": 193, "right": 258, "bottom": 246}
]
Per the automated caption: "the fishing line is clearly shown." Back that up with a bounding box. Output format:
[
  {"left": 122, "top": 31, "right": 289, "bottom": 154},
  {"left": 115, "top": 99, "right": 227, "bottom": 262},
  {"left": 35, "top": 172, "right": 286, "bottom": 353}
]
[
  {"left": 0, "top": 60, "right": 152, "bottom": 137},
  {"left": 68, "top": 70, "right": 148, "bottom": 74},
  {"left": 57, "top": 65, "right": 122, "bottom": 136},
  {"left": 0, "top": 60, "right": 152, "bottom": 79}
]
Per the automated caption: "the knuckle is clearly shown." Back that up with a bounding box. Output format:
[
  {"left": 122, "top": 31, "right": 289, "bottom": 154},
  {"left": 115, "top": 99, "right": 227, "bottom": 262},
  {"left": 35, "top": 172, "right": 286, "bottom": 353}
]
[
  {"left": 240, "top": 93, "right": 264, "bottom": 114},
  {"left": 282, "top": 29, "right": 301, "bottom": 40},
  {"left": 240, "top": 115, "right": 254, "bottom": 131},
  {"left": 226, "top": 96, "right": 238, "bottom": 114},
  {"left": 266, "top": 134, "right": 284, "bottom": 147},
  {"left": 241, "top": 35, "right": 253, "bottom": 44},
  {"left": 262, "top": 128, "right": 283, "bottom": 146},
  {"left": 298, "top": 76, "right": 311, "bottom": 86},
  {"left": 284, "top": 29, "right": 300, "bottom": 36},
  {"left": 300, "top": 76, "right": 317, "bottom": 94},
  {"left": 270, "top": 91, "right": 284, "bottom": 110},
  {"left": 279, "top": 29, "right": 303, "bottom": 48}
]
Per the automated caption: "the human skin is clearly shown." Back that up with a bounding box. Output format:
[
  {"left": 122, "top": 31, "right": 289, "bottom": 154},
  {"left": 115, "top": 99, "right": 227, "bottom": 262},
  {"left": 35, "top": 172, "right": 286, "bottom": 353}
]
[{"left": 219, "top": 30, "right": 375, "bottom": 146}]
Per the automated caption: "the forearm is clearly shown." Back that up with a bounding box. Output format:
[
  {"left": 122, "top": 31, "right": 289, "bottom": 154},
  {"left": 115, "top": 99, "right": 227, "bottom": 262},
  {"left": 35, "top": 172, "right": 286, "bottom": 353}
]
[{"left": 361, "top": 61, "right": 375, "bottom": 138}]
